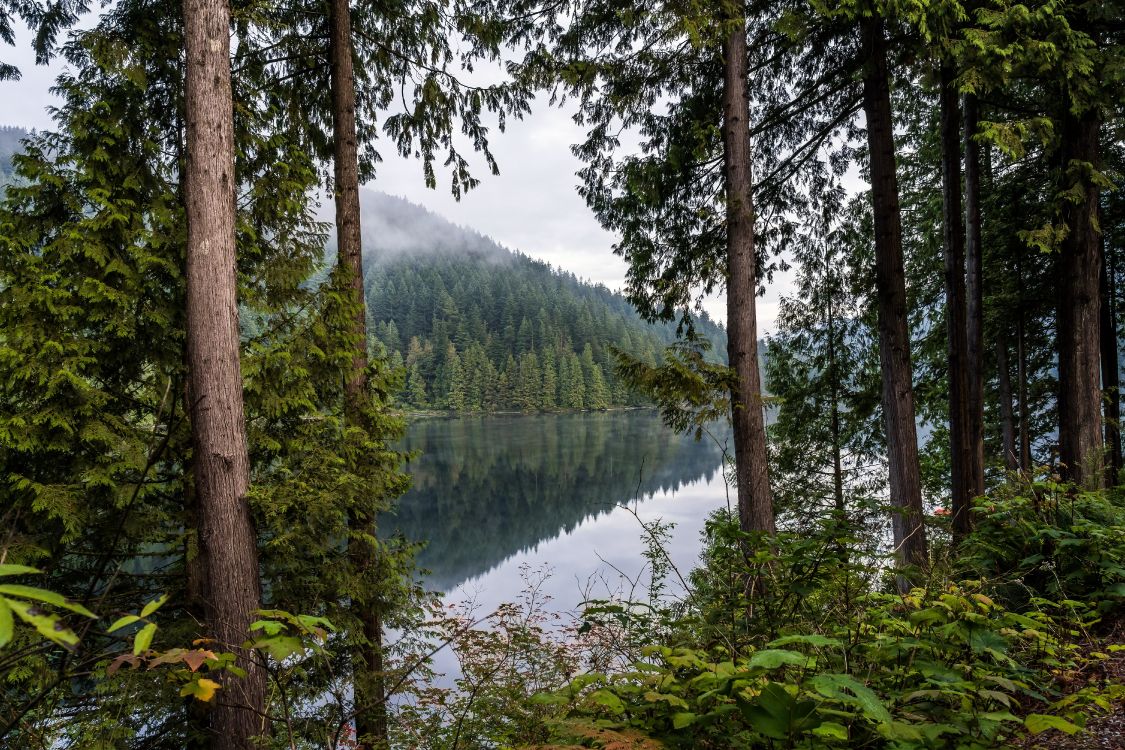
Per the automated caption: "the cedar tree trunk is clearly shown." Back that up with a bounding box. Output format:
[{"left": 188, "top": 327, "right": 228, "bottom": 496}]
[
  {"left": 722, "top": 16, "right": 775, "bottom": 535},
  {"left": 1057, "top": 106, "right": 1104, "bottom": 488},
  {"left": 1101, "top": 232, "right": 1121, "bottom": 484},
  {"left": 328, "top": 0, "right": 389, "bottom": 745},
  {"left": 183, "top": 0, "right": 266, "bottom": 742},
  {"left": 940, "top": 65, "right": 971, "bottom": 538},
  {"left": 963, "top": 94, "right": 986, "bottom": 501},
  {"left": 860, "top": 15, "right": 927, "bottom": 579}
]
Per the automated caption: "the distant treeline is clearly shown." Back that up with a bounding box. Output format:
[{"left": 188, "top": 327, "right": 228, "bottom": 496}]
[{"left": 359, "top": 193, "right": 727, "bottom": 412}]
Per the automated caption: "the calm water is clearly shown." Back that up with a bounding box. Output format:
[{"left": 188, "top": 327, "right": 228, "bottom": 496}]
[{"left": 383, "top": 411, "right": 733, "bottom": 616}]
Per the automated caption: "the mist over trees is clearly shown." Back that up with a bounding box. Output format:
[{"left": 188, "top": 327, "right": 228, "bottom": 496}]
[{"left": 357, "top": 192, "right": 728, "bottom": 413}]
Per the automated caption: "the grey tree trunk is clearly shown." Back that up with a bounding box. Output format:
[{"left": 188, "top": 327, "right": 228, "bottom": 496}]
[
  {"left": 182, "top": 0, "right": 266, "bottom": 742},
  {"left": 861, "top": 15, "right": 927, "bottom": 581},
  {"left": 1057, "top": 106, "right": 1104, "bottom": 488},
  {"left": 940, "top": 65, "right": 971, "bottom": 539},
  {"left": 722, "top": 16, "right": 775, "bottom": 535},
  {"left": 327, "top": 0, "right": 389, "bottom": 745},
  {"left": 963, "top": 94, "right": 986, "bottom": 503}
]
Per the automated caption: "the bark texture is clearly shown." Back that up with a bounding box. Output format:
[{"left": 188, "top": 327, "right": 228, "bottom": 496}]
[
  {"left": 861, "top": 16, "right": 927, "bottom": 577},
  {"left": 1102, "top": 236, "right": 1122, "bottom": 485},
  {"left": 1056, "top": 106, "right": 1104, "bottom": 488},
  {"left": 940, "top": 66, "right": 972, "bottom": 538},
  {"left": 182, "top": 0, "right": 266, "bottom": 741},
  {"left": 328, "top": 0, "right": 389, "bottom": 745},
  {"left": 722, "top": 18, "right": 775, "bottom": 535},
  {"left": 963, "top": 94, "right": 986, "bottom": 502},
  {"left": 998, "top": 333, "right": 1018, "bottom": 471}
]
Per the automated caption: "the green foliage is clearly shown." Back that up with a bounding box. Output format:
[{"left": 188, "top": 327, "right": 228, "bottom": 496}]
[
  {"left": 524, "top": 490, "right": 1125, "bottom": 749},
  {"left": 0, "top": 564, "right": 96, "bottom": 648},
  {"left": 958, "top": 477, "right": 1125, "bottom": 615}
]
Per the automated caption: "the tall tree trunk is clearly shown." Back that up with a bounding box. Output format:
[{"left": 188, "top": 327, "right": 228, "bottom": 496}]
[
  {"left": 861, "top": 15, "right": 927, "bottom": 581},
  {"left": 328, "top": 0, "right": 388, "bottom": 745},
  {"left": 940, "top": 64, "right": 971, "bottom": 539},
  {"left": 722, "top": 16, "right": 775, "bottom": 535},
  {"left": 182, "top": 0, "right": 266, "bottom": 742},
  {"left": 1017, "top": 314, "right": 1032, "bottom": 471},
  {"left": 963, "top": 93, "right": 986, "bottom": 502},
  {"left": 825, "top": 251, "right": 845, "bottom": 520},
  {"left": 998, "top": 332, "right": 1018, "bottom": 470},
  {"left": 1101, "top": 232, "right": 1122, "bottom": 484},
  {"left": 1056, "top": 106, "right": 1104, "bottom": 488}
]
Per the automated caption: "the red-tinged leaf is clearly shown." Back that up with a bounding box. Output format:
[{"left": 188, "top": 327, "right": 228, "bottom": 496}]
[
  {"left": 182, "top": 649, "right": 217, "bottom": 672},
  {"left": 107, "top": 653, "right": 141, "bottom": 676}
]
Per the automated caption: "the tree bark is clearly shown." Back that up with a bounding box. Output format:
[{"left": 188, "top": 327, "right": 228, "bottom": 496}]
[
  {"left": 1056, "top": 106, "right": 1104, "bottom": 488},
  {"left": 963, "top": 93, "right": 986, "bottom": 502},
  {"left": 861, "top": 15, "right": 927, "bottom": 581},
  {"left": 998, "top": 332, "right": 1018, "bottom": 471},
  {"left": 722, "top": 16, "right": 775, "bottom": 535},
  {"left": 328, "top": 0, "right": 388, "bottom": 745},
  {"left": 940, "top": 64, "right": 971, "bottom": 538},
  {"left": 1101, "top": 230, "right": 1122, "bottom": 484},
  {"left": 182, "top": 0, "right": 266, "bottom": 742},
  {"left": 1017, "top": 314, "right": 1032, "bottom": 472}
]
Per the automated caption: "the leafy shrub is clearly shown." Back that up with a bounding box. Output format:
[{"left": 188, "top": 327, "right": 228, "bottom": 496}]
[
  {"left": 958, "top": 477, "right": 1125, "bottom": 616},
  {"left": 531, "top": 580, "right": 1112, "bottom": 749}
]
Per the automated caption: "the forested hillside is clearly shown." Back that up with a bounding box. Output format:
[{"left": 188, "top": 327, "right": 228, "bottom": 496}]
[
  {"left": 0, "top": 126, "right": 27, "bottom": 188},
  {"left": 358, "top": 191, "right": 728, "bottom": 412}
]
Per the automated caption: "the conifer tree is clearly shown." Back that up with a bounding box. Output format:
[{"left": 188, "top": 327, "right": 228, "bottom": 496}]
[{"left": 182, "top": 0, "right": 266, "bottom": 738}]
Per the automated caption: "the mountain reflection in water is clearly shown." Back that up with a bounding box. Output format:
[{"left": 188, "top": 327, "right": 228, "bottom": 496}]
[{"left": 382, "top": 411, "right": 731, "bottom": 594}]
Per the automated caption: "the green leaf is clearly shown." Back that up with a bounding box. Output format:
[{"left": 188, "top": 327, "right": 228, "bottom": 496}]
[
  {"left": 0, "top": 584, "right": 96, "bottom": 618},
  {"left": 6, "top": 598, "right": 79, "bottom": 647},
  {"left": 767, "top": 634, "right": 841, "bottom": 649},
  {"left": 812, "top": 721, "right": 848, "bottom": 740},
  {"left": 140, "top": 594, "right": 168, "bottom": 618},
  {"left": 747, "top": 649, "right": 807, "bottom": 670},
  {"left": 810, "top": 674, "right": 892, "bottom": 724},
  {"left": 251, "top": 635, "right": 304, "bottom": 661},
  {"left": 107, "top": 615, "right": 140, "bottom": 633},
  {"left": 1025, "top": 714, "right": 1081, "bottom": 735},
  {"left": 133, "top": 622, "right": 157, "bottom": 655},
  {"left": 672, "top": 712, "right": 696, "bottom": 729},
  {"left": 587, "top": 689, "right": 626, "bottom": 715},
  {"left": 0, "top": 599, "right": 13, "bottom": 647},
  {"left": 0, "top": 564, "right": 41, "bottom": 577}
]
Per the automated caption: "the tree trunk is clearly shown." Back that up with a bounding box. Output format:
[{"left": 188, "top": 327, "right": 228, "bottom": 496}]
[
  {"left": 1102, "top": 236, "right": 1120, "bottom": 488},
  {"left": 963, "top": 93, "right": 986, "bottom": 502},
  {"left": 998, "top": 332, "right": 1018, "bottom": 470},
  {"left": 722, "top": 16, "right": 775, "bottom": 535},
  {"left": 328, "top": 0, "right": 388, "bottom": 745},
  {"left": 861, "top": 15, "right": 927, "bottom": 581},
  {"left": 182, "top": 0, "right": 266, "bottom": 741},
  {"left": 1017, "top": 314, "right": 1032, "bottom": 472},
  {"left": 1101, "top": 232, "right": 1122, "bottom": 484},
  {"left": 825, "top": 251, "right": 845, "bottom": 520},
  {"left": 940, "top": 64, "right": 971, "bottom": 539},
  {"left": 1056, "top": 106, "right": 1104, "bottom": 488}
]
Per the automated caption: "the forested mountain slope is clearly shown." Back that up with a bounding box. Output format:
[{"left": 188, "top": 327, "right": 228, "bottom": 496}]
[
  {"left": 0, "top": 126, "right": 29, "bottom": 188},
  {"left": 357, "top": 190, "right": 728, "bottom": 411}
]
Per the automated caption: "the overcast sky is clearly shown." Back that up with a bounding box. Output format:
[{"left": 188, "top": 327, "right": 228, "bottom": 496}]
[{"left": 3, "top": 27, "right": 798, "bottom": 334}]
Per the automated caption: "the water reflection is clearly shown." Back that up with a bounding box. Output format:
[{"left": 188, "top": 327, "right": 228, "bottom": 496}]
[{"left": 383, "top": 411, "right": 730, "bottom": 592}]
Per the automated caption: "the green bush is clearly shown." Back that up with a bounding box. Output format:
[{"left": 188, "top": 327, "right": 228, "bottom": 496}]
[{"left": 958, "top": 477, "right": 1125, "bottom": 616}]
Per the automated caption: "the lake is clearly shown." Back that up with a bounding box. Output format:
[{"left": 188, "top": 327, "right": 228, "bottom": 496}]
[{"left": 384, "top": 410, "right": 734, "bottom": 619}]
